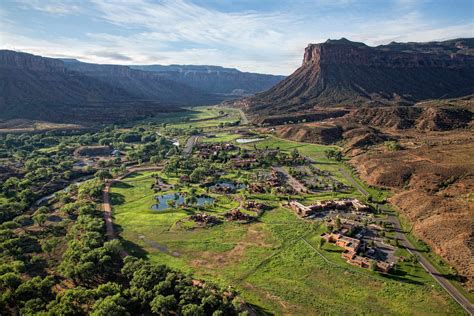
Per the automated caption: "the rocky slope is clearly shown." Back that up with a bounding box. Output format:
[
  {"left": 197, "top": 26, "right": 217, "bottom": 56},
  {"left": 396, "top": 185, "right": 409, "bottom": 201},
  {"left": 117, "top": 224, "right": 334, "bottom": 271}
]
[
  {"left": 0, "top": 50, "right": 217, "bottom": 123},
  {"left": 2, "top": 51, "right": 283, "bottom": 124},
  {"left": 237, "top": 38, "right": 474, "bottom": 121},
  {"left": 351, "top": 129, "right": 474, "bottom": 289}
]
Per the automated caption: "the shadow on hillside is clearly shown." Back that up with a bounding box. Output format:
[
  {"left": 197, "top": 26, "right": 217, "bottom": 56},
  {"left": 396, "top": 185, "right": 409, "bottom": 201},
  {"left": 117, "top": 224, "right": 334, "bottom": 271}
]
[
  {"left": 246, "top": 303, "right": 274, "bottom": 316},
  {"left": 113, "top": 223, "right": 148, "bottom": 259},
  {"left": 113, "top": 181, "right": 133, "bottom": 189},
  {"left": 109, "top": 192, "right": 125, "bottom": 205}
]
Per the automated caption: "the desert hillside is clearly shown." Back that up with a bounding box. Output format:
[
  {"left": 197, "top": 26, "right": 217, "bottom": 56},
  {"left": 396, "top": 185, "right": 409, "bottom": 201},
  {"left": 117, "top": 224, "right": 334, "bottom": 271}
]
[{"left": 267, "top": 96, "right": 474, "bottom": 288}]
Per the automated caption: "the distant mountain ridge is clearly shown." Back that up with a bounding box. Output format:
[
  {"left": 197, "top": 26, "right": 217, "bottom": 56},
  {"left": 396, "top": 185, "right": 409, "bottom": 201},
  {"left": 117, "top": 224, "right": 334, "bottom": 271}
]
[
  {"left": 0, "top": 50, "right": 215, "bottom": 123},
  {"left": 124, "top": 64, "right": 284, "bottom": 96},
  {"left": 0, "top": 50, "right": 283, "bottom": 123},
  {"left": 236, "top": 38, "right": 474, "bottom": 120},
  {"left": 60, "top": 59, "right": 284, "bottom": 97}
]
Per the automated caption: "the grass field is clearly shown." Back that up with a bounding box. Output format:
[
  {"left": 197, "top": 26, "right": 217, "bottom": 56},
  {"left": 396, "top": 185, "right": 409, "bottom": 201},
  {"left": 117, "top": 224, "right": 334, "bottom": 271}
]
[
  {"left": 140, "top": 107, "right": 242, "bottom": 130},
  {"left": 111, "top": 171, "right": 463, "bottom": 315},
  {"left": 110, "top": 109, "right": 465, "bottom": 315}
]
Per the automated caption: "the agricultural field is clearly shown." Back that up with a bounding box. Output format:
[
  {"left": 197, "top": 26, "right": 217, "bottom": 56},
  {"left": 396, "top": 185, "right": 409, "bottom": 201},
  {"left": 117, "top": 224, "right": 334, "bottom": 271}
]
[{"left": 110, "top": 107, "right": 464, "bottom": 315}]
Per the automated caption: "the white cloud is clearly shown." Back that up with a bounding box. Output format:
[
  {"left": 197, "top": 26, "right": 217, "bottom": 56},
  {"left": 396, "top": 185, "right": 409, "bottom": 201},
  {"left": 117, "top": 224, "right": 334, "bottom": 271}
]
[
  {"left": 1, "top": 0, "right": 473, "bottom": 74},
  {"left": 15, "top": 0, "right": 83, "bottom": 15}
]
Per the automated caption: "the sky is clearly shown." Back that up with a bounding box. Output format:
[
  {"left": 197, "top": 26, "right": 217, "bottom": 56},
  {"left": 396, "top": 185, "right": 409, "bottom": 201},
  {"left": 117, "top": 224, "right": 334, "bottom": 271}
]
[{"left": 1, "top": 0, "right": 473, "bottom": 75}]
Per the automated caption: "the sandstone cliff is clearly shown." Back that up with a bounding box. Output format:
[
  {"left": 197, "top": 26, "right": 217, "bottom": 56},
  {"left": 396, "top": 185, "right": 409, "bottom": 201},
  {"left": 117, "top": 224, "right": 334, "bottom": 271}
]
[
  {"left": 238, "top": 38, "right": 474, "bottom": 121},
  {"left": 0, "top": 51, "right": 216, "bottom": 123}
]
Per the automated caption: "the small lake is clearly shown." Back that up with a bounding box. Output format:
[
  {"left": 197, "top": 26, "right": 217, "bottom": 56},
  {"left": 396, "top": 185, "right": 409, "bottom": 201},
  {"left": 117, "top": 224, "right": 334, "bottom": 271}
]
[
  {"left": 211, "top": 181, "right": 246, "bottom": 191},
  {"left": 236, "top": 138, "right": 264, "bottom": 144},
  {"left": 152, "top": 193, "right": 214, "bottom": 211}
]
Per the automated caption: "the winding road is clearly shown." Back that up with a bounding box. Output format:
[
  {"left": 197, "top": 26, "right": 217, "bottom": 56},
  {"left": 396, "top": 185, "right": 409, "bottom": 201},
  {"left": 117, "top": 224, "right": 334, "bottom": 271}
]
[{"left": 338, "top": 167, "right": 474, "bottom": 315}]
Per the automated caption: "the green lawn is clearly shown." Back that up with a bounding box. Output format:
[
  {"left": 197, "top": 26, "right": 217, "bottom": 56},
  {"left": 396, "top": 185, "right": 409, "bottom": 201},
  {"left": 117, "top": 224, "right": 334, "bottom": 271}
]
[
  {"left": 149, "top": 107, "right": 242, "bottom": 130},
  {"left": 108, "top": 111, "right": 466, "bottom": 315},
  {"left": 111, "top": 170, "right": 464, "bottom": 315}
]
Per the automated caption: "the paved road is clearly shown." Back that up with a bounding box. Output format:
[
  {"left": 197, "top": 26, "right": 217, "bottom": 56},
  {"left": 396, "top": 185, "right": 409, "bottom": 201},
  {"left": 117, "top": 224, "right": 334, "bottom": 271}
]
[
  {"left": 182, "top": 135, "right": 200, "bottom": 156},
  {"left": 385, "top": 209, "right": 474, "bottom": 315},
  {"left": 338, "top": 167, "right": 369, "bottom": 196},
  {"left": 102, "top": 166, "right": 163, "bottom": 258},
  {"left": 338, "top": 166, "right": 474, "bottom": 314}
]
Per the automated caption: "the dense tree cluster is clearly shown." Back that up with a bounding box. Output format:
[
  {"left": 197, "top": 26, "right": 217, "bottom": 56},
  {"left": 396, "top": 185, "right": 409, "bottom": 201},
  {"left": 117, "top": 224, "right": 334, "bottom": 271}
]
[
  {"left": 164, "top": 157, "right": 221, "bottom": 183},
  {"left": 324, "top": 149, "right": 343, "bottom": 161},
  {"left": 0, "top": 122, "right": 247, "bottom": 315}
]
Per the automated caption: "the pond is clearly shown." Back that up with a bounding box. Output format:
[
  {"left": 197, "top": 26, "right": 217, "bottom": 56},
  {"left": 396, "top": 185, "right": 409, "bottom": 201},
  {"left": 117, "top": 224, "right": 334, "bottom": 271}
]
[
  {"left": 210, "top": 181, "right": 246, "bottom": 191},
  {"left": 236, "top": 138, "right": 264, "bottom": 144},
  {"left": 152, "top": 193, "right": 214, "bottom": 211}
]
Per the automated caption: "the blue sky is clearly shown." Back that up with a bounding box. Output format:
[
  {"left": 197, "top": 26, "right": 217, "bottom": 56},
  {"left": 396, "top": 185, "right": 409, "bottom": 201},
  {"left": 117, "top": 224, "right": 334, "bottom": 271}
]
[{"left": 1, "top": 0, "right": 473, "bottom": 74}]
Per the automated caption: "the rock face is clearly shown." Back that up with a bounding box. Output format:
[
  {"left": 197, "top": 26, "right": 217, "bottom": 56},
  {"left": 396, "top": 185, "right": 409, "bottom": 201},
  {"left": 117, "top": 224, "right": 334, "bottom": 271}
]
[
  {"left": 0, "top": 50, "right": 65, "bottom": 72},
  {"left": 129, "top": 64, "right": 285, "bottom": 96},
  {"left": 343, "top": 106, "right": 472, "bottom": 131},
  {"left": 1, "top": 51, "right": 283, "bottom": 124},
  {"left": 0, "top": 50, "right": 216, "bottom": 123},
  {"left": 240, "top": 38, "right": 474, "bottom": 119}
]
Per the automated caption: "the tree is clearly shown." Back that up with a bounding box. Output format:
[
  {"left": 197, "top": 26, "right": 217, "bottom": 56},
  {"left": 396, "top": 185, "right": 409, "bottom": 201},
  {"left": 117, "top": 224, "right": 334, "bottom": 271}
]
[
  {"left": 319, "top": 238, "right": 326, "bottom": 249},
  {"left": 91, "top": 294, "right": 129, "bottom": 316},
  {"left": 3, "top": 177, "right": 19, "bottom": 196},
  {"left": 0, "top": 272, "right": 22, "bottom": 289},
  {"left": 33, "top": 213, "right": 47, "bottom": 227},
  {"left": 334, "top": 217, "right": 342, "bottom": 230},
  {"left": 150, "top": 155, "right": 161, "bottom": 165},
  {"left": 36, "top": 206, "right": 49, "bottom": 214},
  {"left": 291, "top": 148, "right": 300, "bottom": 160},
  {"left": 41, "top": 237, "right": 60, "bottom": 255},
  {"left": 181, "top": 304, "right": 204, "bottom": 316},
  {"left": 19, "top": 189, "right": 35, "bottom": 204},
  {"left": 189, "top": 167, "right": 207, "bottom": 183},
  {"left": 324, "top": 149, "right": 343, "bottom": 161},
  {"left": 78, "top": 180, "right": 104, "bottom": 200},
  {"left": 95, "top": 169, "right": 112, "bottom": 180},
  {"left": 370, "top": 260, "right": 377, "bottom": 272},
  {"left": 150, "top": 294, "right": 177, "bottom": 314}
]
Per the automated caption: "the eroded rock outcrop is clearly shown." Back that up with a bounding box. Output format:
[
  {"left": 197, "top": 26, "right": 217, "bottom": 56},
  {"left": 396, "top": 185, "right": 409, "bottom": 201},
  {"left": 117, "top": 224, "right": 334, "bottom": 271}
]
[{"left": 236, "top": 38, "right": 474, "bottom": 121}]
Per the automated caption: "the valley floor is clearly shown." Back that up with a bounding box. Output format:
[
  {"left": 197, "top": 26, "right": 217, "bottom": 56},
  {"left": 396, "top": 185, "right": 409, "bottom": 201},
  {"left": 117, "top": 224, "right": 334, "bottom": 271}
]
[{"left": 109, "top": 107, "right": 466, "bottom": 315}]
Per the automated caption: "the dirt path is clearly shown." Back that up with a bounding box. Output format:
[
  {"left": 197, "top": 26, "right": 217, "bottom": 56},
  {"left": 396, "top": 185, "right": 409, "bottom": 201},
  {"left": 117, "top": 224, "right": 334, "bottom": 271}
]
[
  {"left": 237, "top": 109, "right": 249, "bottom": 125},
  {"left": 274, "top": 166, "right": 309, "bottom": 193},
  {"left": 183, "top": 135, "right": 200, "bottom": 156},
  {"left": 338, "top": 167, "right": 474, "bottom": 314},
  {"left": 102, "top": 166, "right": 163, "bottom": 259}
]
